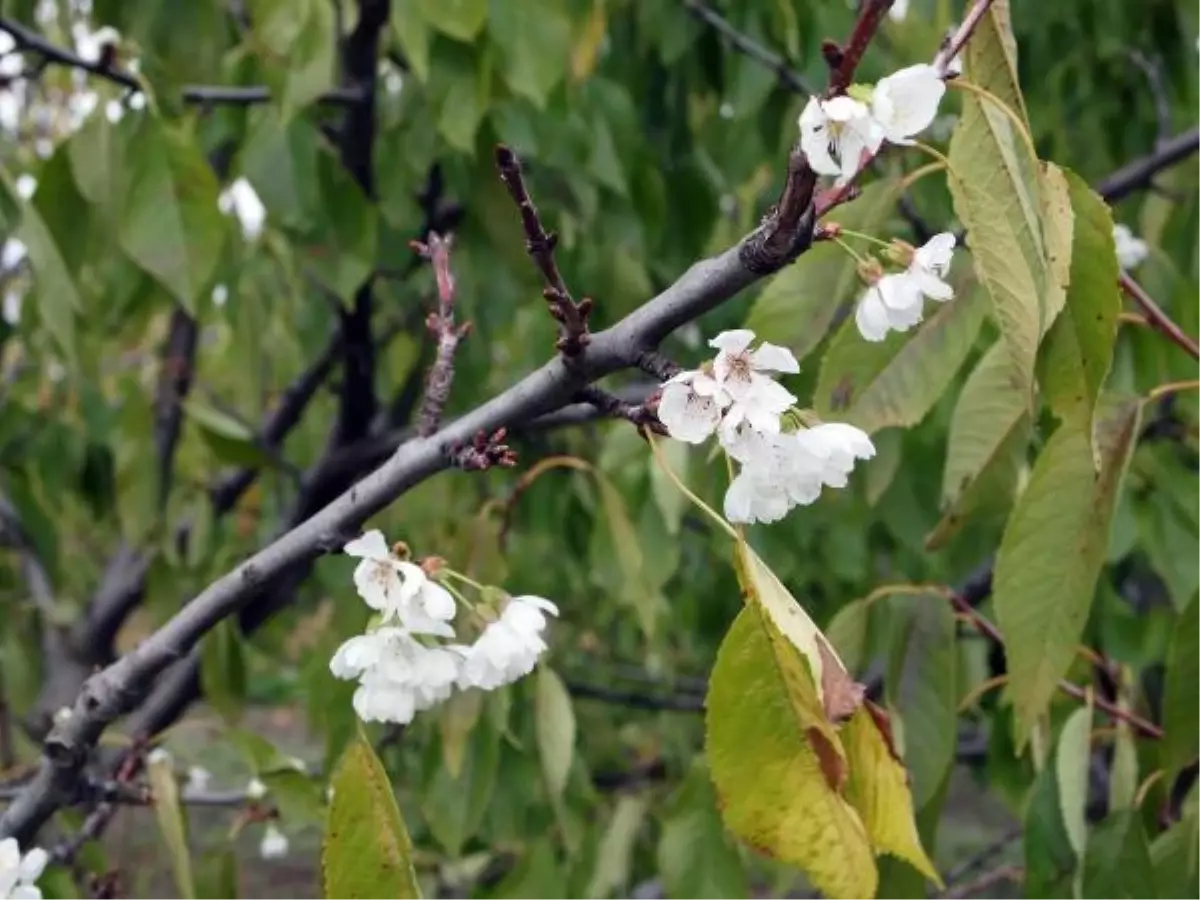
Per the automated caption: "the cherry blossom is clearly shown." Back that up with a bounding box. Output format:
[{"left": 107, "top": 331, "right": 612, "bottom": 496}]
[
  {"left": 455, "top": 596, "right": 559, "bottom": 691},
  {"left": 855, "top": 233, "right": 957, "bottom": 342},
  {"left": 259, "top": 824, "right": 289, "bottom": 860},
  {"left": 871, "top": 64, "right": 946, "bottom": 144},
  {"left": 218, "top": 178, "right": 266, "bottom": 241},
  {"left": 708, "top": 330, "right": 799, "bottom": 436},
  {"left": 0, "top": 839, "right": 48, "bottom": 900},
  {"left": 343, "top": 531, "right": 456, "bottom": 636},
  {"left": 1113, "top": 224, "right": 1148, "bottom": 271},
  {"left": 799, "top": 95, "right": 885, "bottom": 184},
  {"left": 656, "top": 370, "right": 727, "bottom": 444}
]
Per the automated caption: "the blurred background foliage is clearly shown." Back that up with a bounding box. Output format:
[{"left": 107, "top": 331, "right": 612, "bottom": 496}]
[{"left": 0, "top": 0, "right": 1196, "bottom": 897}]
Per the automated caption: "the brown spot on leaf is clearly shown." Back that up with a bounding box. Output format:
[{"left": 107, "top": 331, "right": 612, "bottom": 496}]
[
  {"left": 830, "top": 376, "right": 855, "bottom": 411},
  {"left": 864, "top": 700, "right": 904, "bottom": 765},
  {"left": 818, "top": 639, "right": 864, "bottom": 723},
  {"left": 807, "top": 726, "right": 848, "bottom": 792}
]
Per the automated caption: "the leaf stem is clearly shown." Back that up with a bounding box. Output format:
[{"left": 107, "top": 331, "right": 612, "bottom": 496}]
[
  {"left": 1146, "top": 379, "right": 1200, "bottom": 402},
  {"left": 643, "top": 431, "right": 738, "bottom": 540},
  {"left": 836, "top": 228, "right": 894, "bottom": 250},
  {"left": 947, "top": 79, "right": 1040, "bottom": 163},
  {"left": 832, "top": 236, "right": 870, "bottom": 266}
]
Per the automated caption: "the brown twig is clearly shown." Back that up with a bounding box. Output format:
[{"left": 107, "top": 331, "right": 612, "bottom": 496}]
[
  {"left": 412, "top": 233, "right": 471, "bottom": 437},
  {"left": 933, "top": 0, "right": 997, "bottom": 74},
  {"left": 494, "top": 146, "right": 593, "bottom": 355},
  {"left": 574, "top": 386, "right": 665, "bottom": 435},
  {"left": 826, "top": 0, "right": 895, "bottom": 95},
  {"left": 448, "top": 429, "right": 518, "bottom": 472},
  {"left": 1119, "top": 272, "right": 1199, "bottom": 360},
  {"left": 946, "top": 591, "right": 1163, "bottom": 739}
]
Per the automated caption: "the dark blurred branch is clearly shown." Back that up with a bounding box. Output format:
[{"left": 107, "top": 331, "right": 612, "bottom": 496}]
[
  {"left": 681, "top": 0, "right": 814, "bottom": 96},
  {"left": 1119, "top": 271, "right": 1199, "bottom": 360},
  {"left": 494, "top": 146, "right": 593, "bottom": 355},
  {"left": 181, "top": 84, "right": 363, "bottom": 106},
  {"left": 1096, "top": 128, "right": 1199, "bottom": 203},
  {"left": 0, "top": 17, "right": 138, "bottom": 89},
  {"left": 153, "top": 309, "right": 199, "bottom": 515}
]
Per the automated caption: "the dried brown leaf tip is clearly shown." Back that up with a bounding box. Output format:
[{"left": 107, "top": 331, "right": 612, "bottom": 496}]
[{"left": 818, "top": 639, "right": 866, "bottom": 724}]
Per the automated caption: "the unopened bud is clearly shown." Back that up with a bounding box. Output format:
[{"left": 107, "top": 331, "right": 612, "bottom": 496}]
[
  {"left": 884, "top": 239, "right": 916, "bottom": 267},
  {"left": 391, "top": 541, "right": 411, "bottom": 560},
  {"left": 856, "top": 257, "right": 885, "bottom": 285}
]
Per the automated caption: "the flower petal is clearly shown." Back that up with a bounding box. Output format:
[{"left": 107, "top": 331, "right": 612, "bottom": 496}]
[
  {"left": 343, "top": 529, "right": 389, "bottom": 560},
  {"left": 749, "top": 341, "right": 800, "bottom": 374}
]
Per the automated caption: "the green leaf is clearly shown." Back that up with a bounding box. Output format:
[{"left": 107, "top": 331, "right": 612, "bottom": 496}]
[
  {"left": 263, "top": 769, "right": 326, "bottom": 825},
  {"left": 1024, "top": 755, "right": 1078, "bottom": 897},
  {"left": 488, "top": 0, "right": 569, "bottom": 108},
  {"left": 183, "top": 400, "right": 276, "bottom": 469},
  {"left": 391, "top": 3, "right": 430, "bottom": 82},
  {"left": 592, "top": 473, "right": 664, "bottom": 638},
  {"left": 707, "top": 605, "right": 877, "bottom": 899},
  {"left": 925, "top": 341, "right": 1029, "bottom": 549},
  {"left": 947, "top": 0, "right": 1045, "bottom": 396},
  {"left": 1081, "top": 810, "right": 1155, "bottom": 898},
  {"left": 826, "top": 598, "right": 870, "bottom": 675},
  {"left": 885, "top": 596, "right": 957, "bottom": 811},
  {"left": 1107, "top": 709, "right": 1139, "bottom": 811},
  {"left": 301, "top": 151, "right": 378, "bottom": 303},
  {"left": 1161, "top": 596, "right": 1199, "bottom": 781},
  {"left": 196, "top": 849, "right": 238, "bottom": 900},
  {"left": 1054, "top": 703, "right": 1092, "bottom": 866},
  {"left": 657, "top": 760, "right": 748, "bottom": 899},
  {"left": 323, "top": 736, "right": 421, "bottom": 899},
  {"left": 439, "top": 688, "right": 484, "bottom": 778},
  {"left": 241, "top": 109, "right": 322, "bottom": 232},
  {"left": 5, "top": 173, "right": 81, "bottom": 357},
  {"left": 118, "top": 117, "right": 224, "bottom": 314},
  {"left": 994, "top": 395, "right": 1142, "bottom": 746},
  {"left": 420, "top": 713, "right": 500, "bottom": 856},
  {"left": 419, "top": 0, "right": 487, "bottom": 41},
  {"left": 68, "top": 112, "right": 125, "bottom": 218},
  {"left": 147, "top": 752, "right": 195, "bottom": 899},
  {"left": 814, "top": 274, "right": 986, "bottom": 434},
  {"left": 585, "top": 793, "right": 650, "bottom": 899},
  {"left": 1150, "top": 798, "right": 1199, "bottom": 898},
  {"left": 1038, "top": 166, "right": 1121, "bottom": 445},
  {"left": 227, "top": 729, "right": 305, "bottom": 775},
  {"left": 432, "top": 41, "right": 490, "bottom": 153},
  {"left": 745, "top": 179, "right": 899, "bottom": 363},
  {"left": 534, "top": 666, "right": 575, "bottom": 799},
  {"left": 281, "top": 0, "right": 336, "bottom": 120},
  {"left": 199, "top": 618, "right": 246, "bottom": 723},
  {"left": 864, "top": 429, "right": 902, "bottom": 506}
]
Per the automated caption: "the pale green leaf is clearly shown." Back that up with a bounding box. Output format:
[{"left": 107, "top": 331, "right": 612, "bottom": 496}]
[
  {"left": 994, "top": 395, "right": 1142, "bottom": 746},
  {"left": 419, "top": 0, "right": 487, "bottom": 41},
  {"left": 1162, "top": 596, "right": 1199, "bottom": 781},
  {"left": 118, "top": 117, "right": 224, "bottom": 314},
  {"left": 1149, "top": 798, "right": 1199, "bottom": 898},
  {"left": 8, "top": 177, "right": 81, "bottom": 357},
  {"left": 438, "top": 688, "right": 483, "bottom": 779},
  {"left": 1054, "top": 703, "right": 1092, "bottom": 862},
  {"left": 814, "top": 274, "right": 986, "bottom": 434},
  {"left": 488, "top": 0, "right": 569, "bottom": 108},
  {"left": 657, "top": 760, "right": 748, "bottom": 899},
  {"left": 585, "top": 794, "right": 649, "bottom": 899},
  {"left": 826, "top": 598, "right": 870, "bottom": 676},
  {"left": 1024, "top": 754, "right": 1078, "bottom": 896},
  {"left": 534, "top": 666, "right": 575, "bottom": 799},
  {"left": 1038, "top": 161, "right": 1073, "bottom": 326},
  {"left": 241, "top": 109, "right": 322, "bottom": 232},
  {"left": 745, "top": 179, "right": 900, "bottom": 363},
  {"left": 1081, "top": 810, "right": 1155, "bottom": 898},
  {"left": 323, "top": 737, "right": 421, "bottom": 899},
  {"left": 420, "top": 714, "right": 500, "bottom": 856},
  {"left": 947, "top": 0, "right": 1044, "bottom": 395},
  {"left": 432, "top": 42, "right": 489, "bottom": 153},
  {"left": 391, "top": 4, "right": 430, "bottom": 82},
  {"left": 147, "top": 753, "right": 195, "bottom": 899},
  {"left": 706, "top": 605, "right": 876, "bottom": 900},
  {"left": 925, "top": 341, "right": 1029, "bottom": 549},
  {"left": 593, "top": 474, "right": 664, "bottom": 638},
  {"left": 1038, "top": 166, "right": 1121, "bottom": 445},
  {"left": 864, "top": 429, "right": 902, "bottom": 506},
  {"left": 1107, "top": 709, "right": 1138, "bottom": 811},
  {"left": 281, "top": 0, "right": 336, "bottom": 120}
]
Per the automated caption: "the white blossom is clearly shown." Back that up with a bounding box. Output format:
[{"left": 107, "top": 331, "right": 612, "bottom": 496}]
[
  {"left": 146, "top": 747, "right": 172, "bottom": 766},
  {"left": 71, "top": 23, "right": 119, "bottom": 64},
  {"left": 855, "top": 233, "right": 956, "bottom": 342},
  {"left": 0, "top": 838, "right": 48, "bottom": 900},
  {"left": 3, "top": 290, "right": 21, "bottom": 326},
  {"left": 871, "top": 64, "right": 945, "bottom": 145},
  {"left": 185, "top": 766, "right": 211, "bottom": 793},
  {"left": 104, "top": 99, "right": 123, "bottom": 123},
  {"left": 0, "top": 51, "right": 21, "bottom": 80},
  {"left": 799, "top": 95, "right": 884, "bottom": 184},
  {"left": 14, "top": 175, "right": 35, "bottom": 201},
  {"left": 259, "top": 824, "right": 289, "bottom": 860},
  {"left": 0, "top": 93, "right": 20, "bottom": 134},
  {"left": 794, "top": 423, "right": 877, "bottom": 489},
  {"left": 657, "top": 370, "right": 726, "bottom": 444},
  {"left": 343, "top": 630, "right": 462, "bottom": 724},
  {"left": 0, "top": 33, "right": 13, "bottom": 57},
  {"left": 218, "top": 178, "right": 266, "bottom": 241},
  {"left": 1113, "top": 224, "right": 1148, "bottom": 271},
  {"left": 343, "top": 531, "right": 456, "bottom": 635},
  {"left": 455, "top": 596, "right": 559, "bottom": 691},
  {"left": 708, "top": 330, "right": 799, "bottom": 437},
  {"left": 889, "top": 0, "right": 909, "bottom": 20},
  {"left": 34, "top": 0, "right": 57, "bottom": 25},
  {"left": 211, "top": 284, "right": 229, "bottom": 307},
  {"left": 246, "top": 777, "right": 267, "bottom": 800},
  {"left": 1, "top": 239, "right": 26, "bottom": 271}
]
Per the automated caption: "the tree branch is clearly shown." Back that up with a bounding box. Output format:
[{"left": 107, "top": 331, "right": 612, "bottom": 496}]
[
  {"left": 494, "top": 146, "right": 593, "bottom": 355},
  {"left": 152, "top": 308, "right": 199, "bottom": 515},
  {"left": 1096, "top": 128, "right": 1200, "bottom": 203},
  {"left": 1119, "top": 271, "right": 1199, "bottom": 360},
  {"left": 413, "top": 234, "right": 470, "bottom": 437},
  {"left": 826, "top": 0, "right": 895, "bottom": 95},
  {"left": 681, "top": 0, "right": 814, "bottom": 96},
  {"left": 181, "top": 84, "right": 364, "bottom": 106},
  {"left": 0, "top": 17, "right": 138, "bottom": 90}
]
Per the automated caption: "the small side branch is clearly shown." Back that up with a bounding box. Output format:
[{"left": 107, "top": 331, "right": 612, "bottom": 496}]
[
  {"left": 826, "top": 0, "right": 896, "bottom": 94},
  {"left": 413, "top": 234, "right": 471, "bottom": 437},
  {"left": 448, "top": 429, "right": 518, "bottom": 472},
  {"left": 153, "top": 308, "right": 199, "bottom": 515},
  {"left": 681, "top": 0, "right": 813, "bottom": 96},
  {"left": 0, "top": 17, "right": 138, "bottom": 90},
  {"left": 1119, "top": 272, "right": 1199, "bottom": 360},
  {"left": 494, "top": 146, "right": 592, "bottom": 355},
  {"left": 574, "top": 386, "right": 665, "bottom": 435},
  {"left": 1097, "top": 128, "right": 1200, "bottom": 203}
]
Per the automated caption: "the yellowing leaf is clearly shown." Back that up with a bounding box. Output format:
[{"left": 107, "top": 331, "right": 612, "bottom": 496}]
[
  {"left": 925, "top": 341, "right": 1029, "bottom": 549},
  {"left": 706, "top": 606, "right": 876, "bottom": 900},
  {"left": 571, "top": 0, "right": 607, "bottom": 83},
  {"left": 815, "top": 273, "right": 986, "bottom": 434},
  {"left": 947, "top": 0, "right": 1045, "bottom": 396},
  {"left": 745, "top": 179, "right": 900, "bottom": 363},
  {"left": 1037, "top": 166, "right": 1122, "bottom": 449},
  {"left": 1055, "top": 702, "right": 1093, "bottom": 863},
  {"left": 147, "top": 753, "right": 195, "bottom": 899},
  {"left": 323, "top": 737, "right": 421, "bottom": 899},
  {"left": 1038, "top": 162, "right": 1073, "bottom": 326},
  {"left": 842, "top": 706, "right": 942, "bottom": 887},
  {"left": 994, "top": 395, "right": 1142, "bottom": 745}
]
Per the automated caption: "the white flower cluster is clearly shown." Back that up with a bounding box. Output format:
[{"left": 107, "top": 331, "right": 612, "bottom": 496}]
[
  {"left": 799, "top": 64, "right": 946, "bottom": 184},
  {"left": 657, "top": 329, "right": 875, "bottom": 525},
  {"left": 856, "top": 232, "right": 958, "bottom": 341},
  {"left": 0, "top": 838, "right": 47, "bottom": 900},
  {"left": 329, "top": 531, "right": 559, "bottom": 724},
  {"left": 1112, "top": 224, "right": 1147, "bottom": 271}
]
